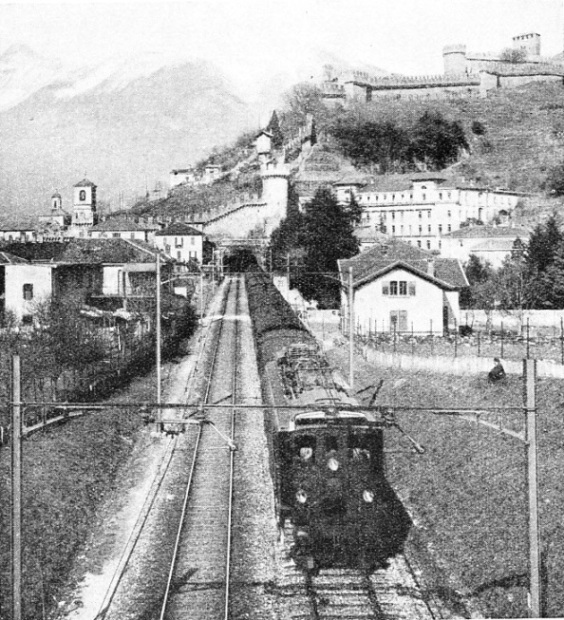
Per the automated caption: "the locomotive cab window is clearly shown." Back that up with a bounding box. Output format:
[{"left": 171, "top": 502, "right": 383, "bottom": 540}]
[{"left": 325, "top": 435, "right": 339, "bottom": 453}]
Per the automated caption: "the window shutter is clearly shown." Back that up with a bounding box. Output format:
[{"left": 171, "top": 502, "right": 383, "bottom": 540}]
[
  {"left": 382, "top": 283, "right": 389, "bottom": 295},
  {"left": 408, "top": 282, "right": 416, "bottom": 296}
]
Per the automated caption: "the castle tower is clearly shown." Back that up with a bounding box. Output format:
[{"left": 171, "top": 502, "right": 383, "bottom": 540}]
[
  {"left": 443, "top": 44, "right": 468, "bottom": 75},
  {"left": 72, "top": 179, "right": 97, "bottom": 227},
  {"left": 261, "top": 159, "right": 289, "bottom": 236},
  {"left": 513, "top": 33, "right": 541, "bottom": 57}
]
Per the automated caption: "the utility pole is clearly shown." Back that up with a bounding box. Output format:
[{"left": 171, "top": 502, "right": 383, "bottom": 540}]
[
  {"left": 11, "top": 355, "right": 22, "bottom": 620},
  {"left": 349, "top": 266, "right": 354, "bottom": 390},
  {"left": 524, "top": 359, "right": 541, "bottom": 618},
  {"left": 156, "top": 255, "right": 162, "bottom": 428}
]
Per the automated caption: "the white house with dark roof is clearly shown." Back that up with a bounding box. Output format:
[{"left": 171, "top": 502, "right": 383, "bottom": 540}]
[
  {"left": 154, "top": 221, "right": 204, "bottom": 263},
  {"left": 338, "top": 239, "right": 468, "bottom": 335},
  {"left": 440, "top": 225, "right": 530, "bottom": 267},
  {"left": 333, "top": 173, "right": 525, "bottom": 252},
  {"left": 88, "top": 217, "right": 162, "bottom": 243}
]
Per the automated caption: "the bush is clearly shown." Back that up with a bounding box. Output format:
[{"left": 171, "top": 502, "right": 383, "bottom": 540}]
[{"left": 545, "top": 161, "right": 564, "bottom": 196}]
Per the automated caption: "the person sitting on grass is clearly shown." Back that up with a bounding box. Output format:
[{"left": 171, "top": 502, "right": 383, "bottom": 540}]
[{"left": 488, "top": 357, "right": 506, "bottom": 384}]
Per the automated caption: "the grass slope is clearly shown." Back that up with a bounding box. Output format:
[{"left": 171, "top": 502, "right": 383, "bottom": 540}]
[{"left": 327, "top": 346, "right": 564, "bottom": 619}]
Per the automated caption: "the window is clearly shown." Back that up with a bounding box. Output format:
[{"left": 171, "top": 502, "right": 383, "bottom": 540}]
[
  {"left": 22, "top": 315, "right": 33, "bottom": 326},
  {"left": 419, "top": 225, "right": 422, "bottom": 234},
  {"left": 428, "top": 210, "right": 431, "bottom": 218},
  {"left": 448, "top": 210, "right": 451, "bottom": 217},
  {"left": 438, "top": 224, "right": 443, "bottom": 234},
  {"left": 23, "top": 284, "right": 33, "bottom": 300},
  {"left": 392, "top": 225, "right": 396, "bottom": 234},
  {"left": 418, "top": 211, "right": 422, "bottom": 219},
  {"left": 191, "top": 237, "right": 195, "bottom": 245},
  {"left": 448, "top": 224, "right": 452, "bottom": 232},
  {"left": 391, "top": 211, "right": 395, "bottom": 220},
  {"left": 417, "top": 240, "right": 421, "bottom": 247},
  {"left": 439, "top": 193, "right": 443, "bottom": 200},
  {"left": 177, "top": 251, "right": 182, "bottom": 260},
  {"left": 112, "top": 232, "right": 120, "bottom": 238},
  {"left": 79, "top": 190, "right": 86, "bottom": 201},
  {"left": 384, "top": 280, "right": 412, "bottom": 296},
  {"left": 426, "top": 240, "right": 431, "bottom": 249},
  {"left": 427, "top": 225, "right": 431, "bottom": 233},
  {"left": 390, "top": 310, "right": 408, "bottom": 331},
  {"left": 422, "top": 193, "right": 426, "bottom": 201}
]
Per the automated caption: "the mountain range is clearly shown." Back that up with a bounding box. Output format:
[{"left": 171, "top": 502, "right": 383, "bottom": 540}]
[{"left": 0, "top": 44, "right": 389, "bottom": 221}]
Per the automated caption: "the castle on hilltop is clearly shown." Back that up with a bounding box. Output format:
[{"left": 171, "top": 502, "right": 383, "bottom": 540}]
[{"left": 321, "top": 32, "right": 564, "bottom": 104}]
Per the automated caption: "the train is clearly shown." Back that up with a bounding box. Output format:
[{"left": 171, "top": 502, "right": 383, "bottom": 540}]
[{"left": 245, "top": 270, "right": 410, "bottom": 574}]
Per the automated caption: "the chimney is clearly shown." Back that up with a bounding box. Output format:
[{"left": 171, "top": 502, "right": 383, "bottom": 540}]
[{"left": 427, "top": 259, "right": 435, "bottom": 277}]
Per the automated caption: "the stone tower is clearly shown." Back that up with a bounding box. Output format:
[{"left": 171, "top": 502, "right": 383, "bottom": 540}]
[
  {"left": 443, "top": 44, "right": 468, "bottom": 76},
  {"left": 512, "top": 33, "right": 541, "bottom": 57},
  {"left": 72, "top": 179, "right": 97, "bottom": 227},
  {"left": 261, "top": 158, "right": 289, "bottom": 236}
]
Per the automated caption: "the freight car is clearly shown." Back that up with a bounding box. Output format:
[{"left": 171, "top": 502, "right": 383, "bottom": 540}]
[{"left": 246, "top": 271, "right": 410, "bottom": 574}]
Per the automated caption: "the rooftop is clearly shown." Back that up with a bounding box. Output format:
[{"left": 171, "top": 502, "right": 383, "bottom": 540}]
[
  {"left": 339, "top": 238, "right": 468, "bottom": 289},
  {"left": 155, "top": 222, "right": 204, "bottom": 237},
  {"left": 443, "top": 225, "right": 530, "bottom": 239}
]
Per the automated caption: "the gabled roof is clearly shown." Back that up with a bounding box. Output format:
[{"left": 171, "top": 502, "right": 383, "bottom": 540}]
[
  {"left": 74, "top": 178, "right": 96, "bottom": 187},
  {"left": 90, "top": 217, "right": 161, "bottom": 232},
  {"left": 255, "top": 130, "right": 273, "bottom": 138},
  {"left": 155, "top": 222, "right": 204, "bottom": 237},
  {"left": 2, "top": 238, "right": 171, "bottom": 265},
  {"left": 338, "top": 238, "right": 468, "bottom": 290},
  {"left": 0, "top": 251, "right": 28, "bottom": 265}
]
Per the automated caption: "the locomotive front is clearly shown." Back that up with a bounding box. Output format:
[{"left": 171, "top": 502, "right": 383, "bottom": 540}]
[{"left": 276, "top": 410, "right": 399, "bottom": 572}]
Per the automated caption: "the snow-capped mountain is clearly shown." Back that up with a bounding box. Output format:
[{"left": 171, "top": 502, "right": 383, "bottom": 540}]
[{"left": 0, "top": 44, "right": 67, "bottom": 111}]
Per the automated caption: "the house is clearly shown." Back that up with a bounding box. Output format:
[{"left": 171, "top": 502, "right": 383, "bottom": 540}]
[
  {"left": 88, "top": 217, "right": 162, "bottom": 243},
  {"left": 0, "top": 251, "right": 36, "bottom": 324},
  {"left": 1, "top": 238, "right": 172, "bottom": 320},
  {"left": 170, "top": 167, "right": 197, "bottom": 188},
  {"left": 0, "top": 222, "right": 38, "bottom": 243},
  {"left": 353, "top": 226, "right": 388, "bottom": 252},
  {"left": 440, "top": 225, "right": 530, "bottom": 268},
  {"left": 154, "top": 222, "right": 204, "bottom": 264},
  {"left": 338, "top": 239, "right": 468, "bottom": 335}
]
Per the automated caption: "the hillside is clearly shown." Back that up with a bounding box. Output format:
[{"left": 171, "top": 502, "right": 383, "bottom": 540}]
[{"left": 337, "top": 83, "right": 564, "bottom": 195}]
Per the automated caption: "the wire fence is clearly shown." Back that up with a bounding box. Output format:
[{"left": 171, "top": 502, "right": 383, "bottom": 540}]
[{"left": 340, "top": 317, "right": 564, "bottom": 365}]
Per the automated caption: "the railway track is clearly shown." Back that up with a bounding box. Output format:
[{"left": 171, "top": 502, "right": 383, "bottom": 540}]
[
  {"left": 158, "top": 275, "right": 241, "bottom": 619},
  {"left": 278, "top": 523, "right": 438, "bottom": 620}
]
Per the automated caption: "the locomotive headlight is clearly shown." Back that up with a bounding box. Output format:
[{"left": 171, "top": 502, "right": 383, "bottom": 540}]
[
  {"left": 327, "top": 457, "right": 340, "bottom": 471},
  {"left": 362, "top": 490, "right": 375, "bottom": 503},
  {"left": 296, "top": 489, "right": 308, "bottom": 504}
]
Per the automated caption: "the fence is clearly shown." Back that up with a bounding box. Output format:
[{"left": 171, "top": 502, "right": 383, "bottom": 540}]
[{"left": 339, "top": 316, "right": 564, "bottom": 366}]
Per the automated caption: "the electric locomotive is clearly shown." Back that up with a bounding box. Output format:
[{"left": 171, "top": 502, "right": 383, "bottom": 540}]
[{"left": 246, "top": 272, "right": 410, "bottom": 574}]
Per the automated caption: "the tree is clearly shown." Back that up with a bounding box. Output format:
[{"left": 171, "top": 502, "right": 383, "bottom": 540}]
[
  {"left": 297, "top": 188, "right": 360, "bottom": 308},
  {"left": 266, "top": 110, "right": 284, "bottom": 149},
  {"left": 545, "top": 160, "right": 564, "bottom": 196},
  {"left": 500, "top": 48, "right": 527, "bottom": 63},
  {"left": 409, "top": 112, "right": 468, "bottom": 170},
  {"left": 460, "top": 254, "right": 494, "bottom": 308},
  {"left": 269, "top": 184, "right": 306, "bottom": 274}
]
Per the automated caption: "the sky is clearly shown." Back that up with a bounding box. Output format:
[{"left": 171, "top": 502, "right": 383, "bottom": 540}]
[{"left": 0, "top": 0, "right": 563, "bottom": 95}]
